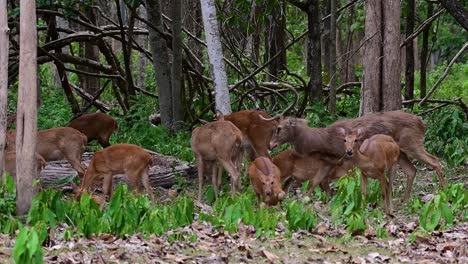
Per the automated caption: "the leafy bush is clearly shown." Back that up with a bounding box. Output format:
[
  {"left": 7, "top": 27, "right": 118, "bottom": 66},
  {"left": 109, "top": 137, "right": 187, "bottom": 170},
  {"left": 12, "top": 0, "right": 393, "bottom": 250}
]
[
  {"left": 285, "top": 199, "right": 317, "bottom": 231},
  {"left": 330, "top": 171, "right": 384, "bottom": 234},
  {"left": 420, "top": 183, "right": 467, "bottom": 231},
  {"left": 422, "top": 107, "right": 467, "bottom": 167},
  {"left": 13, "top": 226, "right": 44, "bottom": 264},
  {"left": 0, "top": 175, "right": 20, "bottom": 234}
]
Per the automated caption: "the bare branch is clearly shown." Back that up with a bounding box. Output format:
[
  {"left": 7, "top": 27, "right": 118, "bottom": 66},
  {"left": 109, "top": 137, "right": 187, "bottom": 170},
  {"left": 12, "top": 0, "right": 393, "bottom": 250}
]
[{"left": 419, "top": 42, "right": 468, "bottom": 106}]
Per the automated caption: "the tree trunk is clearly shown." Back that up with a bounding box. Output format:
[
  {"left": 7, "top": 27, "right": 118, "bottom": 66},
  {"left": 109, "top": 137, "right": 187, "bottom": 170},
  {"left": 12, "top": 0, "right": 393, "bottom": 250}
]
[
  {"left": 145, "top": 0, "right": 173, "bottom": 127},
  {"left": 307, "top": 0, "right": 323, "bottom": 100},
  {"left": 83, "top": 9, "right": 100, "bottom": 96},
  {"left": 360, "top": 0, "right": 382, "bottom": 115},
  {"left": 171, "top": 0, "right": 184, "bottom": 131},
  {"left": 247, "top": 1, "right": 261, "bottom": 64},
  {"left": 437, "top": 0, "right": 468, "bottom": 31},
  {"left": 404, "top": 0, "right": 415, "bottom": 100},
  {"left": 0, "top": 0, "right": 8, "bottom": 175},
  {"left": 136, "top": 6, "right": 148, "bottom": 90},
  {"left": 200, "top": 0, "right": 231, "bottom": 114},
  {"left": 420, "top": 2, "right": 433, "bottom": 98},
  {"left": 266, "top": 1, "right": 287, "bottom": 81},
  {"left": 328, "top": 0, "right": 337, "bottom": 113},
  {"left": 322, "top": 0, "right": 331, "bottom": 79},
  {"left": 16, "top": 0, "right": 39, "bottom": 215},
  {"left": 382, "top": 0, "right": 401, "bottom": 111}
]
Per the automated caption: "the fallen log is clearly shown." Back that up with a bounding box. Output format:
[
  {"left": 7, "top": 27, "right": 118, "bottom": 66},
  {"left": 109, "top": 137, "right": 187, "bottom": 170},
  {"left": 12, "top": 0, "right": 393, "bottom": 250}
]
[{"left": 39, "top": 151, "right": 197, "bottom": 191}]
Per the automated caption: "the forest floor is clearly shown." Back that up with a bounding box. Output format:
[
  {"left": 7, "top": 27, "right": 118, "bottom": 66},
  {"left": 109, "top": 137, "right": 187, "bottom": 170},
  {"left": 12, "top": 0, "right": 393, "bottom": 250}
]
[{"left": 0, "top": 165, "right": 466, "bottom": 263}]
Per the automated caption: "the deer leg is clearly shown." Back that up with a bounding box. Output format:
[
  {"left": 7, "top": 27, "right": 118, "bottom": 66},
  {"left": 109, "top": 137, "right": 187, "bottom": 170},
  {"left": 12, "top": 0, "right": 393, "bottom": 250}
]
[
  {"left": 219, "top": 159, "right": 240, "bottom": 197},
  {"left": 414, "top": 151, "right": 445, "bottom": 187},
  {"left": 306, "top": 164, "right": 333, "bottom": 196},
  {"left": 64, "top": 151, "right": 86, "bottom": 179},
  {"left": 140, "top": 168, "right": 155, "bottom": 203},
  {"left": 212, "top": 162, "right": 220, "bottom": 199},
  {"left": 379, "top": 173, "right": 390, "bottom": 215},
  {"left": 101, "top": 173, "right": 113, "bottom": 200},
  {"left": 399, "top": 153, "right": 417, "bottom": 202},
  {"left": 388, "top": 164, "right": 398, "bottom": 212},
  {"left": 360, "top": 173, "right": 368, "bottom": 203},
  {"left": 196, "top": 156, "right": 204, "bottom": 202}
]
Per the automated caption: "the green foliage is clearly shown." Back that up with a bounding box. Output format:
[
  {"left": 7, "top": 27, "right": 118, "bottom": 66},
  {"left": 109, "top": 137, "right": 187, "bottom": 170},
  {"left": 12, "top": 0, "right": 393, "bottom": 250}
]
[
  {"left": 330, "top": 171, "right": 384, "bottom": 234},
  {"left": 13, "top": 226, "right": 44, "bottom": 264},
  {"left": 113, "top": 95, "right": 193, "bottom": 161},
  {"left": 420, "top": 183, "right": 467, "bottom": 231},
  {"left": 422, "top": 106, "right": 467, "bottom": 167},
  {"left": 285, "top": 199, "right": 317, "bottom": 231},
  {"left": 0, "top": 175, "right": 20, "bottom": 235}
]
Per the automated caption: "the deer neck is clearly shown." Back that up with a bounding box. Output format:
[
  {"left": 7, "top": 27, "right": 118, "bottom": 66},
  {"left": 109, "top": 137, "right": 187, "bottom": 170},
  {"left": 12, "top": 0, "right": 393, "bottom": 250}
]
[{"left": 353, "top": 149, "right": 373, "bottom": 170}]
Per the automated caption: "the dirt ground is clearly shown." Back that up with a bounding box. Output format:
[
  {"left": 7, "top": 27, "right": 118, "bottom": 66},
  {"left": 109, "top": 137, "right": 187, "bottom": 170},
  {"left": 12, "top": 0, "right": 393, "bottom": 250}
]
[{"left": 0, "top": 165, "right": 466, "bottom": 263}]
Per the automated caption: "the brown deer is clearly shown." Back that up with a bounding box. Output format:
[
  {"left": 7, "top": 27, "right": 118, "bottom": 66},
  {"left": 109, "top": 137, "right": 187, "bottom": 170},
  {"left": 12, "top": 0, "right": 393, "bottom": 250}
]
[
  {"left": 68, "top": 112, "right": 118, "bottom": 148},
  {"left": 191, "top": 111, "right": 244, "bottom": 201},
  {"left": 222, "top": 110, "right": 278, "bottom": 159},
  {"left": 75, "top": 143, "right": 155, "bottom": 203},
  {"left": 4, "top": 151, "right": 47, "bottom": 178},
  {"left": 272, "top": 149, "right": 355, "bottom": 194},
  {"left": 264, "top": 117, "right": 348, "bottom": 193},
  {"left": 331, "top": 111, "right": 445, "bottom": 201},
  {"left": 6, "top": 128, "right": 87, "bottom": 179},
  {"left": 341, "top": 128, "right": 400, "bottom": 214},
  {"left": 248, "top": 156, "right": 286, "bottom": 206},
  {"left": 264, "top": 110, "right": 445, "bottom": 202}
]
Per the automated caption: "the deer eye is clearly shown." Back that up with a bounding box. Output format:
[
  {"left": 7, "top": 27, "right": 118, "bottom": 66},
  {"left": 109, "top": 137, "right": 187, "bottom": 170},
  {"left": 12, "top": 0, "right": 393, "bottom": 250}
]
[
  {"left": 271, "top": 181, "right": 274, "bottom": 185},
  {"left": 343, "top": 139, "right": 346, "bottom": 142}
]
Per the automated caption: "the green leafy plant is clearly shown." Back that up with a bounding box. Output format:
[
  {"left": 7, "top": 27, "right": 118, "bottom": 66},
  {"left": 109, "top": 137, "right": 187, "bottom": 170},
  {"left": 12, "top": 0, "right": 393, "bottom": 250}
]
[
  {"left": 285, "top": 199, "right": 317, "bottom": 231},
  {"left": 13, "top": 226, "right": 44, "bottom": 264},
  {"left": 0, "top": 175, "right": 20, "bottom": 234}
]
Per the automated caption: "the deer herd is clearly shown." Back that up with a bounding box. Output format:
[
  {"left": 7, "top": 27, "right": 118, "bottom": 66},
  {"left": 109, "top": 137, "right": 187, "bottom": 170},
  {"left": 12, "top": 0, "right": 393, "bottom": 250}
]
[{"left": 2, "top": 109, "right": 445, "bottom": 215}]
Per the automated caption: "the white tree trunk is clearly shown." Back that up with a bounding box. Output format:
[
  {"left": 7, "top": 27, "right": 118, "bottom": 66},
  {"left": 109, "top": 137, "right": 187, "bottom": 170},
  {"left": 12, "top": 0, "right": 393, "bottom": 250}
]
[
  {"left": 0, "top": 0, "right": 9, "bottom": 175},
  {"left": 200, "top": 0, "right": 231, "bottom": 114},
  {"left": 16, "top": 0, "right": 39, "bottom": 215}
]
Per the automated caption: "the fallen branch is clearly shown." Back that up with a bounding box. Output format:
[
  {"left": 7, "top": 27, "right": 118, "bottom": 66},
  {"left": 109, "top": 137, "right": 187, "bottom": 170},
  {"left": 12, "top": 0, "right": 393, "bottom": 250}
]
[
  {"left": 70, "top": 84, "right": 111, "bottom": 112},
  {"left": 404, "top": 97, "right": 467, "bottom": 118}
]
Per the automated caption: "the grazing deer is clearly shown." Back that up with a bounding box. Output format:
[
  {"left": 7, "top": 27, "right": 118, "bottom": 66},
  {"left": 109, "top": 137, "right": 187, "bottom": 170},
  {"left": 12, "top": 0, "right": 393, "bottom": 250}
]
[
  {"left": 68, "top": 112, "right": 118, "bottom": 147},
  {"left": 75, "top": 144, "right": 155, "bottom": 203},
  {"left": 192, "top": 111, "right": 244, "bottom": 201},
  {"left": 341, "top": 128, "right": 400, "bottom": 214},
  {"left": 272, "top": 149, "right": 355, "bottom": 195},
  {"left": 248, "top": 156, "right": 286, "bottom": 206},
  {"left": 6, "top": 128, "right": 87, "bottom": 179}
]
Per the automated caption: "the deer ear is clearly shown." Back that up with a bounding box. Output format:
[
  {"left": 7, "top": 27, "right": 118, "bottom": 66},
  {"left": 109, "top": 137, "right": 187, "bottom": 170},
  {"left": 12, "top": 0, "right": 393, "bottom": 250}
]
[
  {"left": 356, "top": 127, "right": 365, "bottom": 137},
  {"left": 336, "top": 127, "right": 346, "bottom": 137}
]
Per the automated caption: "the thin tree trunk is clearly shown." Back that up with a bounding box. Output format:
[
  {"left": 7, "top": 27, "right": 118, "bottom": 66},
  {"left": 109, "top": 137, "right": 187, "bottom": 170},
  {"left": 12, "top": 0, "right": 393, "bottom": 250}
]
[
  {"left": 404, "top": 0, "right": 415, "bottom": 100},
  {"left": 307, "top": 0, "right": 323, "bottom": 100},
  {"left": 16, "top": 0, "right": 39, "bottom": 215},
  {"left": 171, "top": 0, "right": 184, "bottom": 131},
  {"left": 115, "top": 0, "right": 135, "bottom": 103},
  {"left": 420, "top": 2, "right": 433, "bottom": 98},
  {"left": 328, "top": 0, "right": 337, "bottom": 113},
  {"left": 266, "top": 2, "right": 287, "bottom": 81},
  {"left": 360, "top": 0, "right": 382, "bottom": 115},
  {"left": 322, "top": 0, "right": 331, "bottom": 78},
  {"left": 382, "top": 0, "right": 402, "bottom": 111},
  {"left": 0, "top": 0, "right": 8, "bottom": 175},
  {"left": 145, "top": 0, "right": 173, "bottom": 127},
  {"left": 200, "top": 0, "right": 231, "bottom": 114},
  {"left": 84, "top": 8, "right": 100, "bottom": 96}
]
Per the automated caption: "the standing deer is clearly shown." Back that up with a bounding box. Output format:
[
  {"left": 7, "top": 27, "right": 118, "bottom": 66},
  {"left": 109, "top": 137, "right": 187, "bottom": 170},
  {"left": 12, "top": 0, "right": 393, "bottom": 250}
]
[
  {"left": 191, "top": 112, "right": 244, "bottom": 201},
  {"left": 4, "top": 151, "right": 46, "bottom": 178},
  {"left": 223, "top": 110, "right": 278, "bottom": 159},
  {"left": 6, "top": 128, "right": 87, "bottom": 179},
  {"left": 75, "top": 144, "right": 155, "bottom": 203},
  {"left": 248, "top": 156, "right": 286, "bottom": 206},
  {"left": 68, "top": 112, "right": 118, "bottom": 148},
  {"left": 264, "top": 110, "right": 445, "bottom": 202},
  {"left": 341, "top": 128, "right": 400, "bottom": 214}
]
